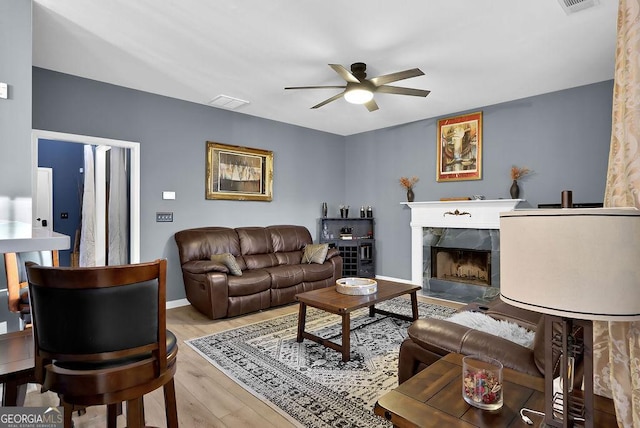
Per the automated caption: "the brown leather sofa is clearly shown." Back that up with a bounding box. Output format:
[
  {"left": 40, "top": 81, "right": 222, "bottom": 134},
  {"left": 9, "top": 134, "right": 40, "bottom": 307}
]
[
  {"left": 174, "top": 225, "right": 342, "bottom": 319},
  {"left": 398, "top": 300, "right": 575, "bottom": 384}
]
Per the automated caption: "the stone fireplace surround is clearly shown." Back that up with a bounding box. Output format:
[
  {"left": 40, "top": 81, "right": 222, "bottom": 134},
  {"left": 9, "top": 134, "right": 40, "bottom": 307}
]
[{"left": 403, "top": 199, "right": 522, "bottom": 303}]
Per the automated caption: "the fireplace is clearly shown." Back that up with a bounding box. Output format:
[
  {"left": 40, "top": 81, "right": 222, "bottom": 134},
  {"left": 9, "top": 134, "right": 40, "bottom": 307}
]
[
  {"left": 431, "top": 247, "right": 491, "bottom": 286},
  {"left": 404, "top": 199, "right": 521, "bottom": 302}
]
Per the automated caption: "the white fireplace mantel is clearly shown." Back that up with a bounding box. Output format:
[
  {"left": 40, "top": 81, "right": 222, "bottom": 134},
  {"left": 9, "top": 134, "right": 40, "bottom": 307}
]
[{"left": 403, "top": 199, "right": 523, "bottom": 285}]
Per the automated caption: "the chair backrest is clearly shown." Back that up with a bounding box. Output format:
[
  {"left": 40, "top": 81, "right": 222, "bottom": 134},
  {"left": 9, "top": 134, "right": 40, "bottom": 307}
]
[
  {"left": 4, "top": 250, "right": 59, "bottom": 313},
  {"left": 26, "top": 259, "right": 167, "bottom": 379}
]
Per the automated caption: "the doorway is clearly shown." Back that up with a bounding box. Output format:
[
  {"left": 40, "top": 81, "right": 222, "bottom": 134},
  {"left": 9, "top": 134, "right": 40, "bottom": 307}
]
[{"left": 31, "top": 130, "right": 140, "bottom": 265}]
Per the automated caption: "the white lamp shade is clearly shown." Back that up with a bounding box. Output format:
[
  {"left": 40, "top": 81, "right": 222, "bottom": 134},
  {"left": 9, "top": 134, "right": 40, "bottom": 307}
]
[
  {"left": 344, "top": 88, "right": 374, "bottom": 104},
  {"left": 500, "top": 208, "right": 640, "bottom": 321}
]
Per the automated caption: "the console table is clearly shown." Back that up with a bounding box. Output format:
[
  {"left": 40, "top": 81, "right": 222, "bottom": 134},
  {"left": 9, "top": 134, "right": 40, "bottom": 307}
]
[{"left": 374, "top": 353, "right": 618, "bottom": 427}]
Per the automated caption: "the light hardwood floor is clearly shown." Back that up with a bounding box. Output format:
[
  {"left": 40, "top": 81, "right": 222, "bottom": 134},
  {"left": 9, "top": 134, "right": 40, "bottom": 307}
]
[{"left": 24, "top": 295, "right": 462, "bottom": 427}]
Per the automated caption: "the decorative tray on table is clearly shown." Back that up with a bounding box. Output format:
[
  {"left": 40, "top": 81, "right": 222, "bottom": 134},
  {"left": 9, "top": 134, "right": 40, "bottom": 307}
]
[{"left": 336, "top": 278, "right": 377, "bottom": 295}]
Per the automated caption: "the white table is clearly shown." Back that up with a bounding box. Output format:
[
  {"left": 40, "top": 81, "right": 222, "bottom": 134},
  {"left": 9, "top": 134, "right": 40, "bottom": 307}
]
[{"left": 0, "top": 220, "right": 70, "bottom": 253}]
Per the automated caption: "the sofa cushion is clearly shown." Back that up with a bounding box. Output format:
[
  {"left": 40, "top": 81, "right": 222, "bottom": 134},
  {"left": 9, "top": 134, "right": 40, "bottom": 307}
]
[
  {"left": 227, "top": 270, "right": 271, "bottom": 297},
  {"left": 275, "top": 250, "right": 303, "bottom": 265},
  {"left": 210, "top": 253, "right": 242, "bottom": 276},
  {"left": 237, "top": 227, "right": 274, "bottom": 255},
  {"left": 268, "top": 225, "right": 312, "bottom": 252},
  {"left": 302, "top": 243, "right": 329, "bottom": 264},
  {"left": 243, "top": 253, "right": 279, "bottom": 270},
  {"left": 266, "top": 265, "right": 304, "bottom": 289}
]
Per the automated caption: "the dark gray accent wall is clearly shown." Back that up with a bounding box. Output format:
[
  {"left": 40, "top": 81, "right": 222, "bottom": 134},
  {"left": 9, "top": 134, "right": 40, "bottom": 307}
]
[
  {"left": 38, "top": 139, "right": 84, "bottom": 266},
  {"left": 33, "top": 68, "right": 347, "bottom": 301},
  {"left": 345, "top": 80, "right": 614, "bottom": 279}
]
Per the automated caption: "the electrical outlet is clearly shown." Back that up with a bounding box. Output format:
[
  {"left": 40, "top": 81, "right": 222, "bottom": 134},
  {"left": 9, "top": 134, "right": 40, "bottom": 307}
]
[
  {"left": 60, "top": 212, "right": 69, "bottom": 219},
  {"left": 156, "top": 212, "right": 173, "bottom": 222}
]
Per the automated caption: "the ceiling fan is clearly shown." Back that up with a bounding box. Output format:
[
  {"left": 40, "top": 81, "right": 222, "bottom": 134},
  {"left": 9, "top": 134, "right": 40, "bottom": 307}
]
[{"left": 285, "top": 62, "right": 430, "bottom": 112}]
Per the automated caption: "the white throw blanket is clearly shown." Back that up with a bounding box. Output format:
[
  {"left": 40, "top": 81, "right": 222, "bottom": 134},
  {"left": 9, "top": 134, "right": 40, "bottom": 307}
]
[{"left": 446, "top": 311, "right": 535, "bottom": 348}]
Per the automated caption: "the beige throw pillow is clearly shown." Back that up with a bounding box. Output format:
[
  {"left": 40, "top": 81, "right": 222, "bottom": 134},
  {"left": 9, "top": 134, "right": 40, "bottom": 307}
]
[
  {"left": 211, "top": 253, "right": 242, "bottom": 276},
  {"left": 302, "top": 243, "right": 329, "bottom": 264}
]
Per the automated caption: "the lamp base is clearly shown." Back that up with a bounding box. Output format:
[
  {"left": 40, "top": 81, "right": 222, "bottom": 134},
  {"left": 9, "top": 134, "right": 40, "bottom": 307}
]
[{"left": 544, "top": 315, "right": 593, "bottom": 428}]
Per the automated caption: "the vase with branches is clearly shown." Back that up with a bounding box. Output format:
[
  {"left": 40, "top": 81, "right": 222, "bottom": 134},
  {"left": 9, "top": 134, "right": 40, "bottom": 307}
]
[
  {"left": 399, "top": 176, "right": 419, "bottom": 202},
  {"left": 510, "top": 166, "right": 531, "bottom": 199}
]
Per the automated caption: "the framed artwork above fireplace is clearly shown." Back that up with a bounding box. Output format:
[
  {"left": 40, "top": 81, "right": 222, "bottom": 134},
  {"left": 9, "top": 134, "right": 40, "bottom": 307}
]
[{"left": 436, "top": 111, "right": 482, "bottom": 182}]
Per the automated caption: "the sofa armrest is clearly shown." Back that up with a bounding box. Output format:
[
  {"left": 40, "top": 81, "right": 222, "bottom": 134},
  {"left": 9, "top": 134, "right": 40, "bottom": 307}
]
[
  {"left": 408, "top": 318, "right": 542, "bottom": 378},
  {"left": 398, "top": 337, "right": 443, "bottom": 384},
  {"left": 181, "top": 260, "right": 229, "bottom": 275},
  {"left": 325, "top": 247, "right": 340, "bottom": 260}
]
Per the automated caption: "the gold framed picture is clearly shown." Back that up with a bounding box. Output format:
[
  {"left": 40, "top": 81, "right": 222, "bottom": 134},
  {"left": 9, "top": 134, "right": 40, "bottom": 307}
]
[
  {"left": 436, "top": 111, "right": 482, "bottom": 182},
  {"left": 205, "top": 141, "right": 273, "bottom": 201}
]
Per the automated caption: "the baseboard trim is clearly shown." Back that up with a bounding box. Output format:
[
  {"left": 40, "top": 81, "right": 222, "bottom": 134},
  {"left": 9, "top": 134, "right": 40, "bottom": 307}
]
[
  {"left": 167, "top": 298, "right": 190, "bottom": 309},
  {"left": 375, "top": 275, "right": 416, "bottom": 285}
]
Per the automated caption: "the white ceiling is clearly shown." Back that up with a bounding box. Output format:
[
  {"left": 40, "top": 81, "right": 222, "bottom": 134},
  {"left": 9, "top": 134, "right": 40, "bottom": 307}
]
[{"left": 32, "top": 0, "right": 618, "bottom": 136}]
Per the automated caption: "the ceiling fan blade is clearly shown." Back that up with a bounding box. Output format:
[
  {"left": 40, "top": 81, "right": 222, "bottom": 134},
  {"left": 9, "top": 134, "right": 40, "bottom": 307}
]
[
  {"left": 329, "top": 64, "right": 361, "bottom": 83},
  {"left": 369, "top": 68, "right": 424, "bottom": 87},
  {"left": 376, "top": 85, "right": 431, "bottom": 97},
  {"left": 311, "top": 92, "right": 345, "bottom": 109},
  {"left": 285, "top": 85, "right": 346, "bottom": 90},
  {"left": 364, "top": 99, "right": 379, "bottom": 112}
]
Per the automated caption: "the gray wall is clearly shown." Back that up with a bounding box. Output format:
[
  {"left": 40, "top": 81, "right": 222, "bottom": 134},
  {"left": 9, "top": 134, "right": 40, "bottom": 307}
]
[
  {"left": 0, "top": 0, "right": 32, "bottom": 221},
  {"left": 31, "top": 70, "right": 613, "bottom": 309},
  {"left": 345, "top": 81, "right": 614, "bottom": 279},
  {"left": 0, "top": 0, "right": 32, "bottom": 332},
  {"left": 32, "top": 68, "right": 347, "bottom": 302}
]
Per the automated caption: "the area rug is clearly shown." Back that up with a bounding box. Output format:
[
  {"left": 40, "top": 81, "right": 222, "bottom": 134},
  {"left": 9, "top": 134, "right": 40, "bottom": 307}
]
[{"left": 186, "top": 298, "right": 457, "bottom": 428}]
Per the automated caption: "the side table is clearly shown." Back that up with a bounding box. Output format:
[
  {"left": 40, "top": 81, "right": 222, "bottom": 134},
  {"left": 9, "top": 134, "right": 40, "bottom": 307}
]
[
  {"left": 375, "top": 353, "right": 618, "bottom": 427},
  {"left": 0, "top": 329, "right": 35, "bottom": 406}
]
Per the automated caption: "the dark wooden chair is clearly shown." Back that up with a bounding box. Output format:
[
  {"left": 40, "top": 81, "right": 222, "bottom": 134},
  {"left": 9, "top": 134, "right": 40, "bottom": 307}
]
[
  {"left": 26, "top": 259, "right": 178, "bottom": 428},
  {"left": 4, "top": 250, "right": 59, "bottom": 328}
]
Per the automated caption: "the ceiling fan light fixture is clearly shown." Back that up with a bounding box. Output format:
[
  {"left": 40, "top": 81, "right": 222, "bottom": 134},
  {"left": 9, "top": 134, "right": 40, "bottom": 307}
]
[{"left": 344, "top": 88, "right": 374, "bottom": 104}]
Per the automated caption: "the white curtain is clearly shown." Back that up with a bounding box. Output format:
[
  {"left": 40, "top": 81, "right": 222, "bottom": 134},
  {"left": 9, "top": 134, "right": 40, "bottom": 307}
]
[
  {"left": 108, "top": 147, "right": 129, "bottom": 265},
  {"left": 592, "top": 0, "right": 640, "bottom": 426},
  {"left": 79, "top": 144, "right": 96, "bottom": 267}
]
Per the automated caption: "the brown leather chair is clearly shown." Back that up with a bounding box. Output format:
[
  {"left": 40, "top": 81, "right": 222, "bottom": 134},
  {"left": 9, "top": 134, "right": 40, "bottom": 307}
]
[
  {"left": 4, "top": 250, "right": 59, "bottom": 328},
  {"left": 398, "top": 300, "right": 584, "bottom": 386},
  {"left": 26, "top": 259, "right": 178, "bottom": 428}
]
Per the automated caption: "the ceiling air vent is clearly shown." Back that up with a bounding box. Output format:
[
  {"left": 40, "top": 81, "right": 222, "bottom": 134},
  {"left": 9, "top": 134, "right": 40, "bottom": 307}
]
[
  {"left": 557, "top": 0, "right": 597, "bottom": 14},
  {"left": 208, "top": 95, "right": 249, "bottom": 110}
]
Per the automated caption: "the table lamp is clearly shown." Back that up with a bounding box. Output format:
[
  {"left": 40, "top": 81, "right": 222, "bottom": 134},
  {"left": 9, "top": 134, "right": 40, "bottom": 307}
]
[{"left": 500, "top": 208, "right": 640, "bottom": 428}]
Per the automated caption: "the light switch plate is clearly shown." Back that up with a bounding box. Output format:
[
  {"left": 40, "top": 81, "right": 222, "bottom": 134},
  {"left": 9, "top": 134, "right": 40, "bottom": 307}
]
[
  {"left": 162, "top": 191, "right": 176, "bottom": 200},
  {"left": 156, "top": 212, "right": 173, "bottom": 222},
  {"left": 0, "top": 82, "right": 7, "bottom": 99}
]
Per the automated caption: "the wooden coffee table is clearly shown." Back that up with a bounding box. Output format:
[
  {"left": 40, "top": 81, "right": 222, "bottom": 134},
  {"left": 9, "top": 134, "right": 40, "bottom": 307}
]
[
  {"left": 374, "top": 353, "right": 618, "bottom": 427},
  {"left": 295, "top": 279, "right": 420, "bottom": 362}
]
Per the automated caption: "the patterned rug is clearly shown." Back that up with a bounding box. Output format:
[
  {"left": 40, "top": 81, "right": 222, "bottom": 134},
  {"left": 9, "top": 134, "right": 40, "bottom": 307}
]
[{"left": 186, "top": 297, "right": 456, "bottom": 428}]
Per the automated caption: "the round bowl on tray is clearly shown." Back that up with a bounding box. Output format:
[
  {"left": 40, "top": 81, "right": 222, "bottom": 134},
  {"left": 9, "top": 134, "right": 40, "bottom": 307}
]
[{"left": 336, "top": 278, "right": 377, "bottom": 295}]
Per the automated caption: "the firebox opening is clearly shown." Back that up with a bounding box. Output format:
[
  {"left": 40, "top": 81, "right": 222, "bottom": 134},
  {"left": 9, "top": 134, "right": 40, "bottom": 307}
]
[{"left": 431, "top": 247, "right": 491, "bottom": 287}]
